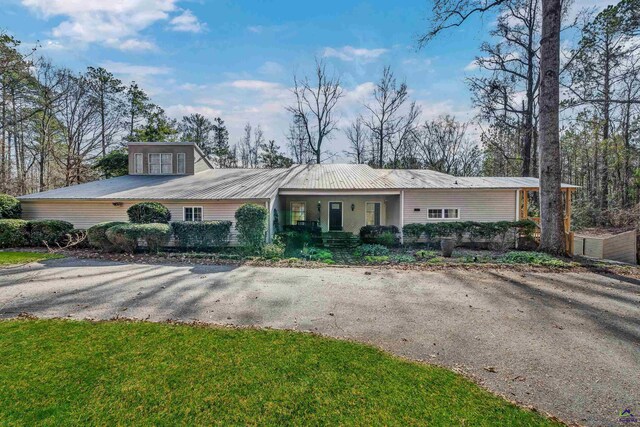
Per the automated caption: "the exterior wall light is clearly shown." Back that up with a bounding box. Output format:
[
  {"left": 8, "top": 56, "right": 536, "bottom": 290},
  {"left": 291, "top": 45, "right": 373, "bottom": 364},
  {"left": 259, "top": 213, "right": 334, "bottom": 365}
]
[{"left": 351, "top": 203, "right": 355, "bottom": 211}]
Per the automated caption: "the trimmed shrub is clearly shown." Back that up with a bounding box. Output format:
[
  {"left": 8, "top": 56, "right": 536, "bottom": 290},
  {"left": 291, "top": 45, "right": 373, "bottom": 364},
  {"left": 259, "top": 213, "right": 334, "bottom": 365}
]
[
  {"left": 354, "top": 244, "right": 390, "bottom": 257},
  {"left": 27, "top": 220, "right": 74, "bottom": 246},
  {"left": 87, "top": 221, "right": 128, "bottom": 250},
  {"left": 106, "top": 223, "right": 171, "bottom": 253},
  {"left": 0, "top": 194, "right": 21, "bottom": 219},
  {"left": 359, "top": 225, "right": 400, "bottom": 245},
  {"left": 261, "top": 243, "right": 285, "bottom": 260},
  {"left": 405, "top": 220, "right": 538, "bottom": 249},
  {"left": 0, "top": 219, "right": 28, "bottom": 248},
  {"left": 127, "top": 202, "right": 171, "bottom": 224},
  {"left": 172, "top": 221, "right": 232, "bottom": 249},
  {"left": 402, "top": 223, "right": 424, "bottom": 244},
  {"left": 235, "top": 203, "right": 268, "bottom": 250},
  {"left": 298, "top": 247, "right": 334, "bottom": 263}
]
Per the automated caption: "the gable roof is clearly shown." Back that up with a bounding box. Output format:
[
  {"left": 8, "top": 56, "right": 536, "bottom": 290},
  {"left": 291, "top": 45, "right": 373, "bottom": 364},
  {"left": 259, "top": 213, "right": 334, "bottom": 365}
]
[{"left": 19, "top": 164, "right": 578, "bottom": 201}]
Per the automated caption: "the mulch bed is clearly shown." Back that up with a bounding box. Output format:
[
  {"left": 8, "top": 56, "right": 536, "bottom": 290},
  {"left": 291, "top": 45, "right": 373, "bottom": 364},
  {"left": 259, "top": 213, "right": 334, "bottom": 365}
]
[{"left": 39, "top": 248, "right": 639, "bottom": 278}]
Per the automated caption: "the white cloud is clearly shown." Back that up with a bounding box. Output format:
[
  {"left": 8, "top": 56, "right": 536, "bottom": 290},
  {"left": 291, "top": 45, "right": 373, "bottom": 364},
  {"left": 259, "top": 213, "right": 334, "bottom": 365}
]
[
  {"left": 20, "top": 0, "right": 204, "bottom": 51},
  {"left": 117, "top": 38, "right": 158, "bottom": 52},
  {"left": 322, "top": 46, "right": 388, "bottom": 62},
  {"left": 247, "top": 25, "right": 264, "bottom": 33},
  {"left": 101, "top": 61, "right": 171, "bottom": 77},
  {"left": 164, "top": 104, "right": 223, "bottom": 119},
  {"left": 169, "top": 9, "right": 207, "bottom": 33},
  {"left": 464, "top": 60, "right": 479, "bottom": 71},
  {"left": 228, "top": 80, "right": 284, "bottom": 91},
  {"left": 258, "top": 61, "right": 286, "bottom": 76}
]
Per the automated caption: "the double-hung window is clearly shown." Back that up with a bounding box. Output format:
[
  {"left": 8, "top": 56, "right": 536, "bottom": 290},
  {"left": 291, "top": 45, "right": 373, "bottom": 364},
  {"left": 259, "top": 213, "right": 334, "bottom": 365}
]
[
  {"left": 177, "top": 153, "right": 186, "bottom": 174},
  {"left": 290, "top": 202, "right": 306, "bottom": 225},
  {"left": 134, "top": 153, "right": 143, "bottom": 174},
  {"left": 365, "top": 202, "right": 381, "bottom": 226},
  {"left": 427, "top": 208, "right": 460, "bottom": 220},
  {"left": 184, "top": 207, "right": 203, "bottom": 222},
  {"left": 149, "top": 153, "right": 173, "bottom": 174}
]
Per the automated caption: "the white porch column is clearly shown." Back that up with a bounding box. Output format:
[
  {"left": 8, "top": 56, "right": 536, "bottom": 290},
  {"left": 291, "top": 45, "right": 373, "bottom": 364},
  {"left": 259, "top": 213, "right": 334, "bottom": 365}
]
[{"left": 400, "top": 190, "right": 405, "bottom": 245}]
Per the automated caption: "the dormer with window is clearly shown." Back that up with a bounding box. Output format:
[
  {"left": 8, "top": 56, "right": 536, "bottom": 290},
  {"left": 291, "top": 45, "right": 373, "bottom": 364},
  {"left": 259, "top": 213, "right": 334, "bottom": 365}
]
[{"left": 128, "top": 142, "right": 213, "bottom": 175}]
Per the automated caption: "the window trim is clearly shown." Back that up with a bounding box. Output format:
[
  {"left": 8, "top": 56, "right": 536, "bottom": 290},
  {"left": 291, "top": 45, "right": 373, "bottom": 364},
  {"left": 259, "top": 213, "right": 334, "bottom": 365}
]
[
  {"left": 289, "top": 201, "right": 306, "bottom": 225},
  {"left": 133, "top": 153, "right": 143, "bottom": 174},
  {"left": 148, "top": 153, "right": 173, "bottom": 175},
  {"left": 183, "top": 206, "right": 203, "bottom": 222},
  {"left": 364, "top": 201, "right": 382, "bottom": 226},
  {"left": 426, "top": 207, "right": 461, "bottom": 220},
  {"left": 177, "top": 152, "right": 186, "bottom": 174}
]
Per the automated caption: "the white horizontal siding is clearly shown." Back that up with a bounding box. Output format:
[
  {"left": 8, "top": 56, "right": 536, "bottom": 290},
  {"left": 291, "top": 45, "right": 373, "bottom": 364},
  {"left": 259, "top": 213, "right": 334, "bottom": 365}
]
[
  {"left": 403, "top": 189, "right": 517, "bottom": 224},
  {"left": 21, "top": 199, "right": 267, "bottom": 244}
]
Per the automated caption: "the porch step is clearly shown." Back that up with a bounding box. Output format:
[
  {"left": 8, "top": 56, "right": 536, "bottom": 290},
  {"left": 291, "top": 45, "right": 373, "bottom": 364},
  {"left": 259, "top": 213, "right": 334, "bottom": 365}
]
[{"left": 321, "top": 232, "right": 360, "bottom": 249}]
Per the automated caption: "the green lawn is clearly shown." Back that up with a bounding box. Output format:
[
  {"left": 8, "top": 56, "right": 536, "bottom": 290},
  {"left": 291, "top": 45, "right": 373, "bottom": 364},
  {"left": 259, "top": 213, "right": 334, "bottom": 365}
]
[
  {"left": 0, "top": 320, "right": 560, "bottom": 426},
  {"left": 0, "top": 251, "right": 63, "bottom": 266}
]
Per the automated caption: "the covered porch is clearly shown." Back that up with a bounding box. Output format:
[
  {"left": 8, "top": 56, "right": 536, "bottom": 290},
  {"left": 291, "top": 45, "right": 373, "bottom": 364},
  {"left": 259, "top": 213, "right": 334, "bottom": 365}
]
[
  {"left": 276, "top": 193, "right": 402, "bottom": 235},
  {"left": 517, "top": 187, "right": 577, "bottom": 253}
]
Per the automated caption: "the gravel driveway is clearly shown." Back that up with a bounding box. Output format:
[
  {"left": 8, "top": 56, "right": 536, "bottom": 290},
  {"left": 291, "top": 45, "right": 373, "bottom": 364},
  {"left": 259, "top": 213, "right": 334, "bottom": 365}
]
[{"left": 1, "top": 257, "right": 638, "bottom": 426}]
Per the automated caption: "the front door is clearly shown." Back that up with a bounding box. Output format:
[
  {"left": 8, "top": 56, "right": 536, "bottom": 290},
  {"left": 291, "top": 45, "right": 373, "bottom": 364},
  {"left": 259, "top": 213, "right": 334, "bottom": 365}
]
[{"left": 329, "top": 202, "right": 343, "bottom": 231}]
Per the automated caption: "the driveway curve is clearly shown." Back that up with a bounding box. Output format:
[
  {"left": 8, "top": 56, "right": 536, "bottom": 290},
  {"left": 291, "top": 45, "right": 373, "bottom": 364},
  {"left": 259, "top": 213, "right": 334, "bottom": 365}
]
[{"left": 1, "top": 257, "right": 638, "bottom": 426}]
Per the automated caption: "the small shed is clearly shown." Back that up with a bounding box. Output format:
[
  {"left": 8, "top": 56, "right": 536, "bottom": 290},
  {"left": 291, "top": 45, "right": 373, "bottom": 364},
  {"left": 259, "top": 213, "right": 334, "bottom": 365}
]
[{"left": 573, "top": 229, "right": 638, "bottom": 265}]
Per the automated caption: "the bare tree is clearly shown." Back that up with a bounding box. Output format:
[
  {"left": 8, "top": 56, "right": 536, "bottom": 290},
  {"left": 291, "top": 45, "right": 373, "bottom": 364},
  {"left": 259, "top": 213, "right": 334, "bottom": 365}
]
[
  {"left": 362, "top": 66, "right": 410, "bottom": 168},
  {"left": 343, "top": 117, "right": 368, "bottom": 164},
  {"left": 286, "top": 113, "right": 314, "bottom": 164},
  {"left": 286, "top": 59, "right": 343, "bottom": 164},
  {"left": 418, "top": 115, "right": 482, "bottom": 176}
]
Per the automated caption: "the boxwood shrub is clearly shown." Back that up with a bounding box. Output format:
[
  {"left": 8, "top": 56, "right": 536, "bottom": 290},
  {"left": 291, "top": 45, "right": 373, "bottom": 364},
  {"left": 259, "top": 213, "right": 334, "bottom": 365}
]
[
  {"left": 0, "top": 194, "right": 21, "bottom": 219},
  {"left": 235, "top": 203, "right": 268, "bottom": 250},
  {"left": 127, "top": 202, "right": 171, "bottom": 224},
  {"left": 171, "top": 221, "right": 232, "bottom": 249},
  {"left": 404, "top": 220, "right": 538, "bottom": 246},
  {"left": 106, "top": 223, "right": 171, "bottom": 253},
  {"left": 359, "top": 225, "right": 400, "bottom": 245},
  {"left": 87, "top": 221, "right": 128, "bottom": 250},
  {"left": 0, "top": 219, "right": 29, "bottom": 248},
  {"left": 354, "top": 244, "right": 390, "bottom": 257},
  {"left": 27, "top": 219, "right": 74, "bottom": 246}
]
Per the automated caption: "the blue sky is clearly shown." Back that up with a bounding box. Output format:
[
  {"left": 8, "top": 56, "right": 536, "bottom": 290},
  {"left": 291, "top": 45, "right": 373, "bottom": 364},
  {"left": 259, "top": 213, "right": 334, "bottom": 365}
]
[{"left": 0, "top": 0, "right": 616, "bottom": 160}]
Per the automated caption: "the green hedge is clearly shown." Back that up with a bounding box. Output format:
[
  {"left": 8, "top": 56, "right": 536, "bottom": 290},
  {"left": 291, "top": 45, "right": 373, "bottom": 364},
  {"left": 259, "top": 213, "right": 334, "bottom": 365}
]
[
  {"left": 171, "top": 221, "right": 232, "bottom": 249},
  {"left": 0, "top": 194, "right": 21, "bottom": 219},
  {"left": 87, "top": 221, "right": 128, "bottom": 251},
  {"left": 359, "top": 225, "right": 399, "bottom": 245},
  {"left": 106, "top": 223, "right": 171, "bottom": 253},
  {"left": 0, "top": 219, "right": 29, "bottom": 248},
  {"left": 402, "top": 220, "right": 537, "bottom": 245},
  {"left": 235, "top": 203, "right": 268, "bottom": 250},
  {"left": 127, "top": 202, "right": 171, "bottom": 224},
  {"left": 27, "top": 220, "right": 74, "bottom": 246}
]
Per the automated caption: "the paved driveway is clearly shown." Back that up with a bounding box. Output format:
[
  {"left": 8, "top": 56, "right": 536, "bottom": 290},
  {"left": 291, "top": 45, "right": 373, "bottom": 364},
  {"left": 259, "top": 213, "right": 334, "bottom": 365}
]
[{"left": 1, "top": 258, "right": 638, "bottom": 426}]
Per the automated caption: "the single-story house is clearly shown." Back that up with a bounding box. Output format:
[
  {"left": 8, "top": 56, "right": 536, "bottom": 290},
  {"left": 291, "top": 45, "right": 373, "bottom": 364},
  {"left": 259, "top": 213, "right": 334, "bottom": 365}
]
[{"left": 19, "top": 142, "right": 578, "bottom": 244}]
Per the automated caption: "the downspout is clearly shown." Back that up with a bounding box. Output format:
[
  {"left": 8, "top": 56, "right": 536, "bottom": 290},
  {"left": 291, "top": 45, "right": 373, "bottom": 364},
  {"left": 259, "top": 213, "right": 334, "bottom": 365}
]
[
  {"left": 515, "top": 190, "right": 520, "bottom": 249},
  {"left": 265, "top": 200, "right": 271, "bottom": 243}
]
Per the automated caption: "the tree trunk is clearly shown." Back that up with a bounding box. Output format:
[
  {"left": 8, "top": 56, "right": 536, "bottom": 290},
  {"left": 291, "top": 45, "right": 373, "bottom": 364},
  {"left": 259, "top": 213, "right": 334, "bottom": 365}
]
[{"left": 538, "top": 0, "right": 565, "bottom": 254}]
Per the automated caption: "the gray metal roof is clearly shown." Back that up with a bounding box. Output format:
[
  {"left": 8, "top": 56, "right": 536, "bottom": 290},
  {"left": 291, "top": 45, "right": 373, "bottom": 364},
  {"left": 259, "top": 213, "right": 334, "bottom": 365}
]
[
  {"left": 282, "top": 165, "right": 579, "bottom": 190},
  {"left": 19, "top": 168, "right": 298, "bottom": 201},
  {"left": 19, "top": 164, "right": 578, "bottom": 201}
]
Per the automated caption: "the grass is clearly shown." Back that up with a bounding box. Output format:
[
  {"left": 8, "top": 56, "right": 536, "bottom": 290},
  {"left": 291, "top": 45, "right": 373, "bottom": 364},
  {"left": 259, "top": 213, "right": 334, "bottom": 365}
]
[
  {"left": 0, "top": 319, "right": 561, "bottom": 426},
  {"left": 496, "top": 251, "right": 572, "bottom": 267},
  {"left": 0, "top": 251, "right": 63, "bottom": 266}
]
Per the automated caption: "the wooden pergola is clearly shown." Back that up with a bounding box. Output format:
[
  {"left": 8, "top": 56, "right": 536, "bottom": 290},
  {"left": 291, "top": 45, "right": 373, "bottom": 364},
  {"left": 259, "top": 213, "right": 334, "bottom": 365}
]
[{"left": 517, "top": 187, "right": 577, "bottom": 254}]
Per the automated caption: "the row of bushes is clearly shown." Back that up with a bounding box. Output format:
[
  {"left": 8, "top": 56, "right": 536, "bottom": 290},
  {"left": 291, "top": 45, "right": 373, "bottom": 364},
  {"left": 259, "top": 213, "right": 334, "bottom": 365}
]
[
  {"left": 402, "top": 220, "right": 537, "bottom": 244},
  {"left": 87, "top": 220, "right": 234, "bottom": 252},
  {"left": 0, "top": 219, "right": 77, "bottom": 248},
  {"left": 359, "top": 225, "right": 400, "bottom": 246}
]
